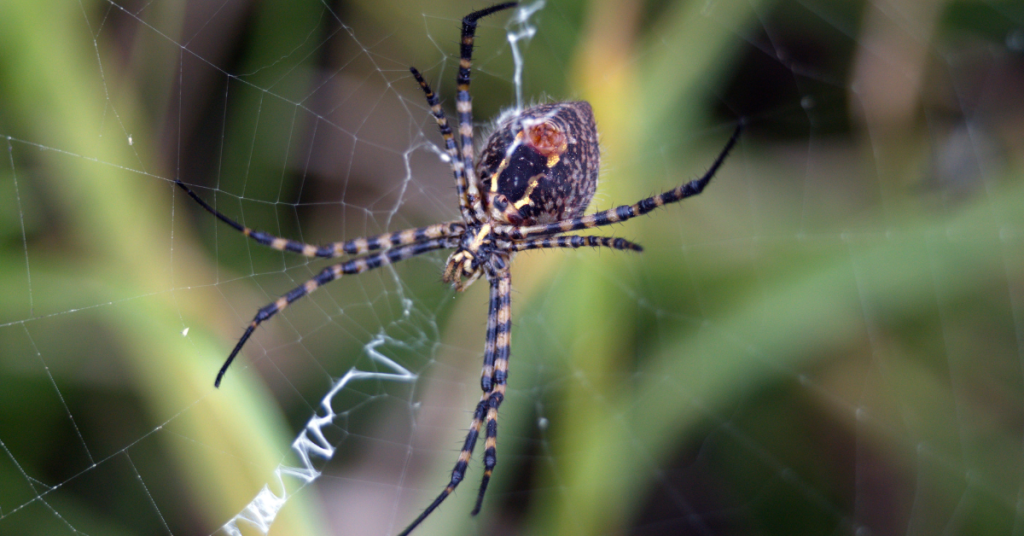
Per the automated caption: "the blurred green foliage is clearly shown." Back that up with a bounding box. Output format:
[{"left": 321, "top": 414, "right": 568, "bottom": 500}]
[{"left": 0, "top": 0, "right": 1022, "bottom": 535}]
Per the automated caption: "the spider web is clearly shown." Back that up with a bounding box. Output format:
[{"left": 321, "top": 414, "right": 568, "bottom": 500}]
[{"left": 1, "top": 1, "right": 1023, "bottom": 536}]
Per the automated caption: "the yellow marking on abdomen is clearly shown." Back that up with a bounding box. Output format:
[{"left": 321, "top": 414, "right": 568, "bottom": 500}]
[{"left": 512, "top": 174, "right": 544, "bottom": 209}]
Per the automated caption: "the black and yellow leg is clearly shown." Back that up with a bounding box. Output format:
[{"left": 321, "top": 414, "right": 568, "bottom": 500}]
[
  {"left": 501, "top": 120, "right": 743, "bottom": 240},
  {"left": 213, "top": 237, "right": 455, "bottom": 387},
  {"left": 455, "top": 2, "right": 519, "bottom": 221},
  {"left": 396, "top": 396, "right": 488, "bottom": 536},
  {"left": 397, "top": 272, "right": 509, "bottom": 536},
  {"left": 511, "top": 234, "right": 643, "bottom": 252},
  {"left": 472, "top": 272, "right": 511, "bottom": 515},
  {"left": 409, "top": 67, "right": 476, "bottom": 223},
  {"left": 176, "top": 179, "right": 463, "bottom": 257}
]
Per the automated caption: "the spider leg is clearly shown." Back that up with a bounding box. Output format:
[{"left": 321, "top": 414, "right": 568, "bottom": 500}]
[
  {"left": 510, "top": 235, "right": 643, "bottom": 252},
  {"left": 409, "top": 67, "right": 476, "bottom": 223},
  {"left": 498, "top": 120, "right": 743, "bottom": 240},
  {"left": 397, "top": 272, "right": 509, "bottom": 536},
  {"left": 397, "top": 397, "right": 487, "bottom": 536},
  {"left": 472, "top": 272, "right": 511, "bottom": 515},
  {"left": 456, "top": 2, "right": 519, "bottom": 222},
  {"left": 176, "top": 179, "right": 463, "bottom": 257},
  {"left": 213, "top": 237, "right": 456, "bottom": 387}
]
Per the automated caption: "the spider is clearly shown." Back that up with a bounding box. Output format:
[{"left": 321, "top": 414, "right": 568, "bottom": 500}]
[{"left": 175, "top": 2, "right": 741, "bottom": 534}]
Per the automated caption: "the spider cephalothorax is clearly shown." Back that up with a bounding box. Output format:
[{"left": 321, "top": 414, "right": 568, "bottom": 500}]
[
  {"left": 441, "top": 221, "right": 511, "bottom": 291},
  {"left": 175, "top": 3, "right": 740, "bottom": 535}
]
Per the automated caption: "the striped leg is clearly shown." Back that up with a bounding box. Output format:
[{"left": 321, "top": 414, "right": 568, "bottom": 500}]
[
  {"left": 510, "top": 235, "right": 643, "bottom": 252},
  {"left": 472, "top": 272, "right": 511, "bottom": 515},
  {"left": 409, "top": 67, "right": 476, "bottom": 223},
  {"left": 176, "top": 179, "right": 463, "bottom": 257},
  {"left": 498, "top": 120, "right": 743, "bottom": 240},
  {"left": 397, "top": 272, "right": 509, "bottom": 536},
  {"left": 397, "top": 395, "right": 486, "bottom": 536},
  {"left": 213, "top": 237, "right": 455, "bottom": 387},
  {"left": 456, "top": 2, "right": 519, "bottom": 222}
]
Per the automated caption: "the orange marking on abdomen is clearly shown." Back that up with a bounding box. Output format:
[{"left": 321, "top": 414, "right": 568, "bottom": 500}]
[{"left": 525, "top": 121, "right": 568, "bottom": 159}]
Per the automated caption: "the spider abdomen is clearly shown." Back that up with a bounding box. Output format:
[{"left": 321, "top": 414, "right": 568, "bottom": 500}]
[{"left": 476, "top": 101, "right": 599, "bottom": 226}]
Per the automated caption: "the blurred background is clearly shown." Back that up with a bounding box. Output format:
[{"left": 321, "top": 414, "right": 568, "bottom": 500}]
[{"left": 1, "top": 0, "right": 1023, "bottom": 535}]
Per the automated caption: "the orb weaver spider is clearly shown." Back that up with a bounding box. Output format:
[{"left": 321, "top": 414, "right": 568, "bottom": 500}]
[{"left": 175, "top": 2, "right": 741, "bottom": 534}]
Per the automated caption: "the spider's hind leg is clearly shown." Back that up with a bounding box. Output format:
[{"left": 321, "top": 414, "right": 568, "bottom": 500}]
[
  {"left": 409, "top": 67, "right": 474, "bottom": 222},
  {"left": 455, "top": 2, "right": 519, "bottom": 221}
]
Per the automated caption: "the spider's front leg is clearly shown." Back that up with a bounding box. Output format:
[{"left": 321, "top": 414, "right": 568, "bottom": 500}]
[{"left": 398, "top": 273, "right": 512, "bottom": 536}]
